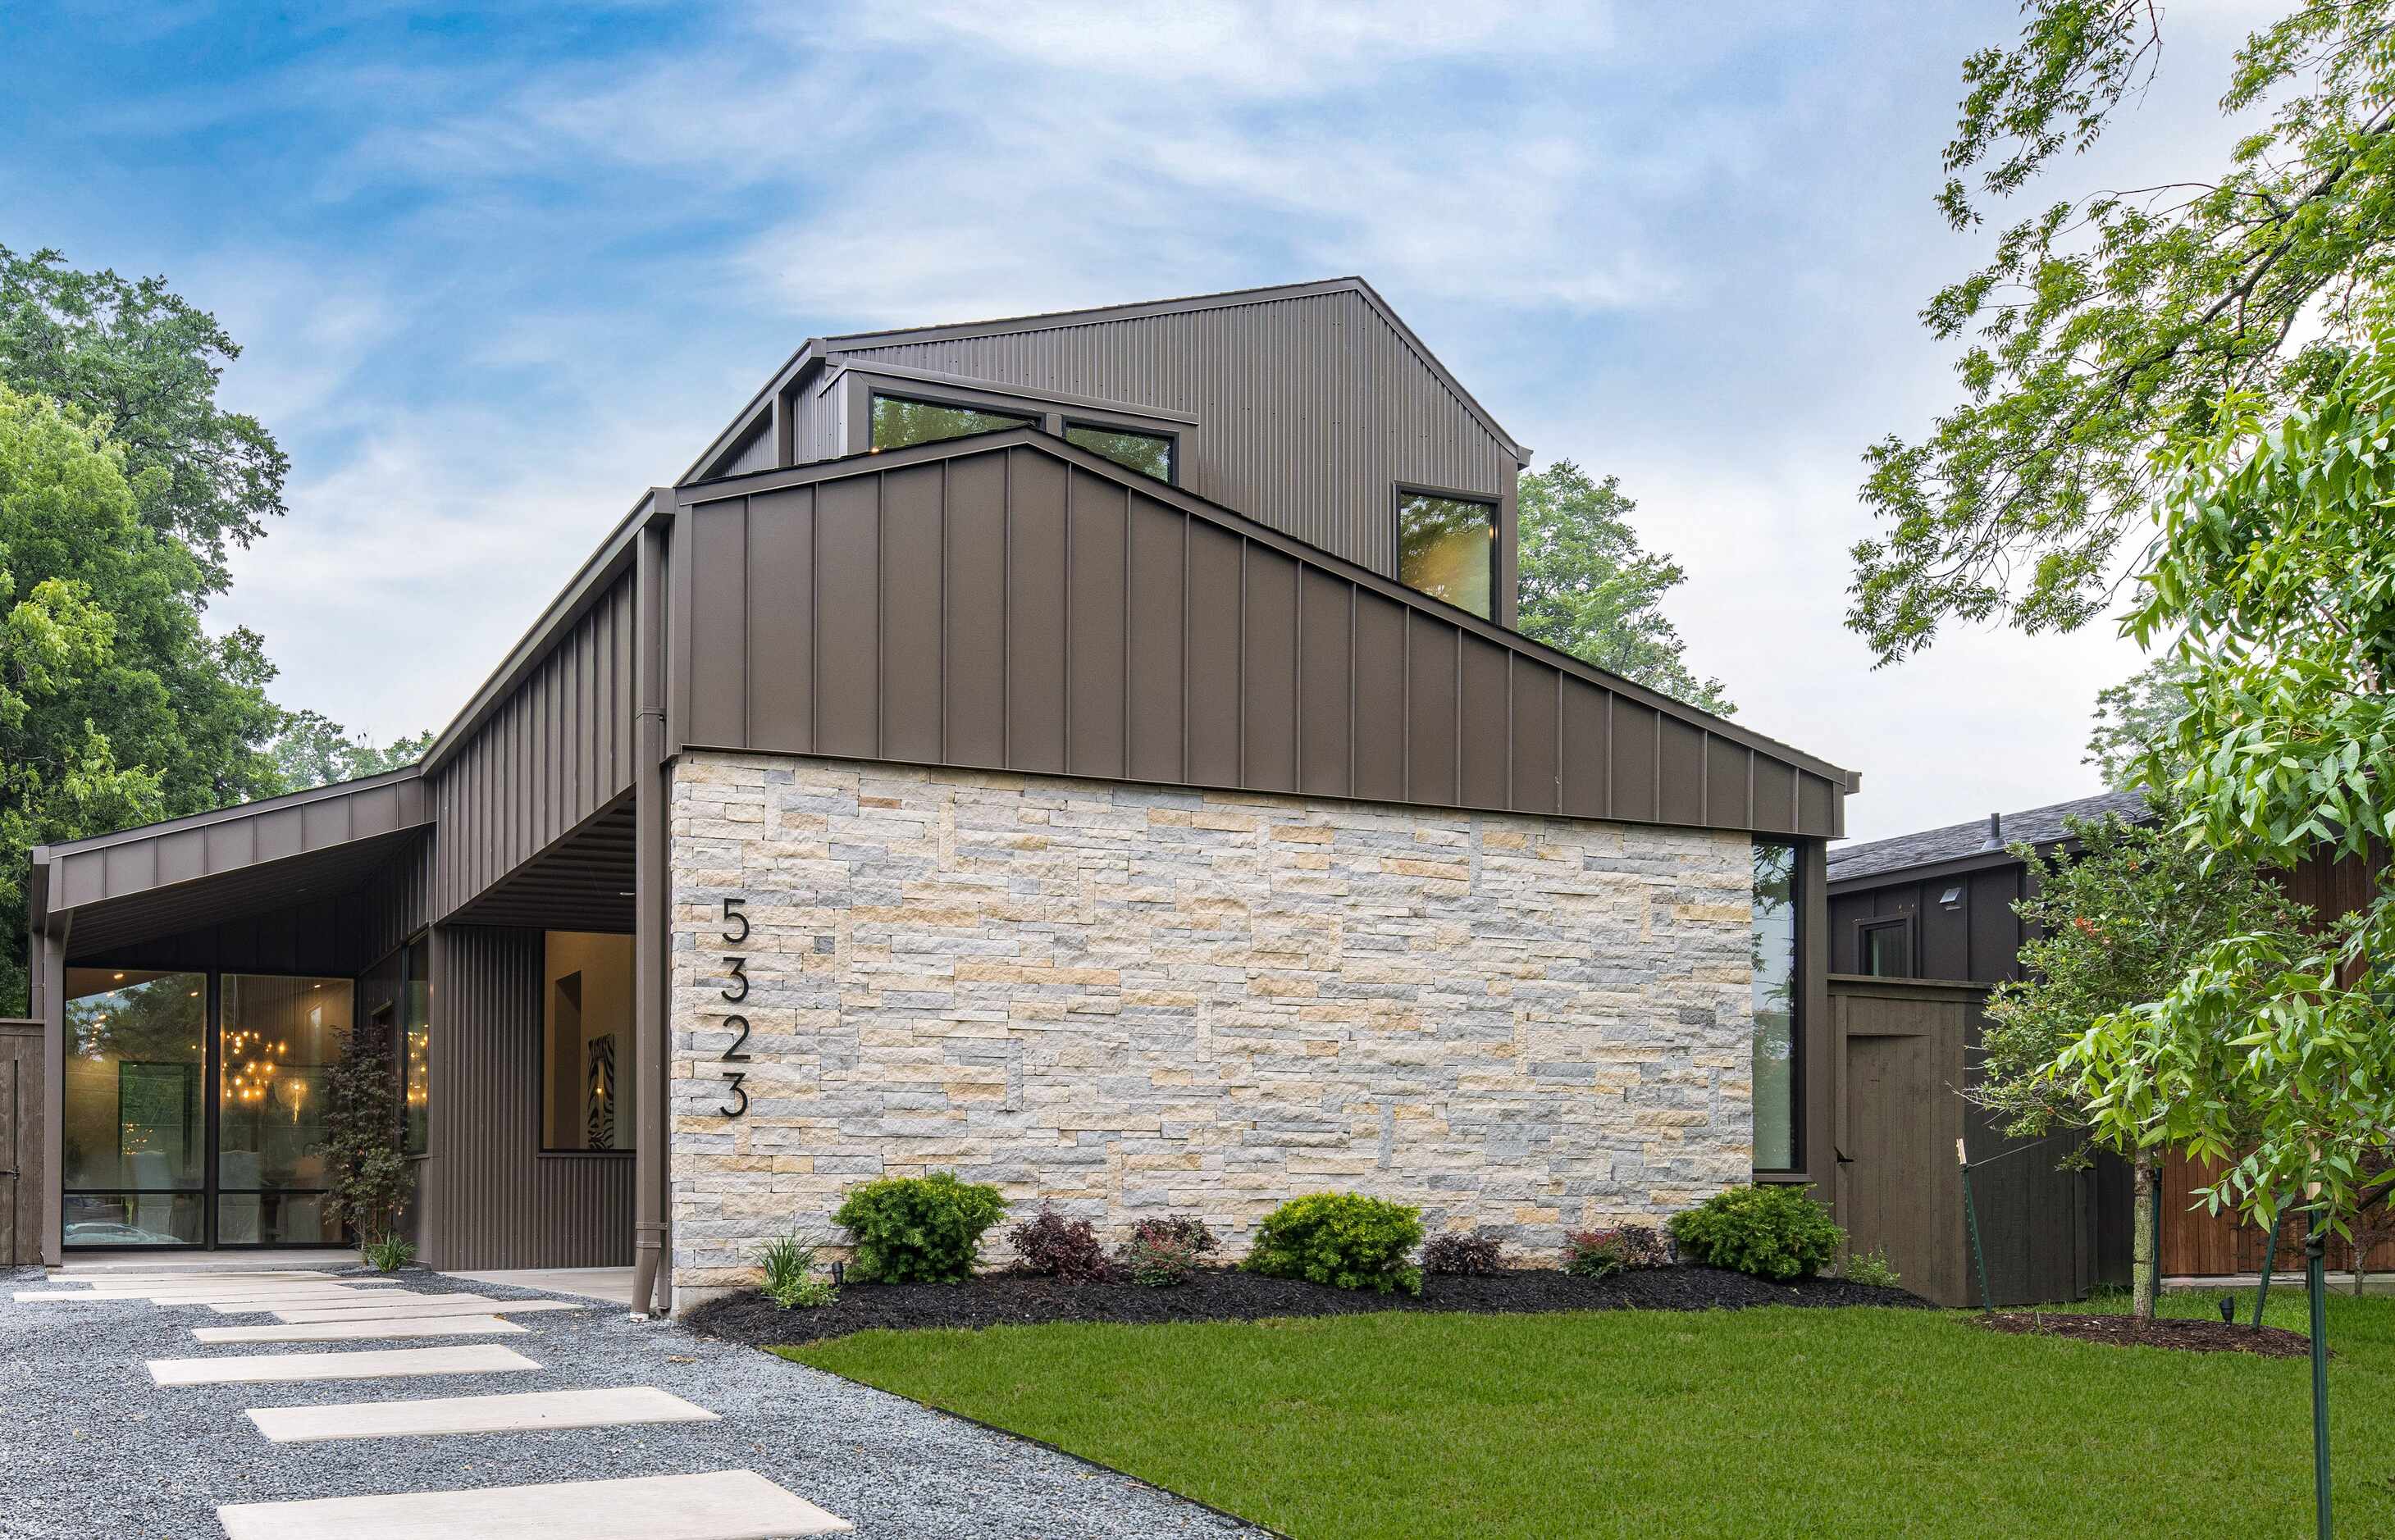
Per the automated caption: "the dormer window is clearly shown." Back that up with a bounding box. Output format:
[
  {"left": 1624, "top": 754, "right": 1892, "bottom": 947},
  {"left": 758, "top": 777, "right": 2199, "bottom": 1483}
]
[
  {"left": 870, "top": 393, "right": 1035, "bottom": 451},
  {"left": 1396, "top": 486, "right": 1496, "bottom": 619}
]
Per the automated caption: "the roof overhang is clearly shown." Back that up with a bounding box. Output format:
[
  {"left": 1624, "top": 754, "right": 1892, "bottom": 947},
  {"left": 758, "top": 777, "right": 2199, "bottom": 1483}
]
[{"left": 30, "top": 765, "right": 432, "bottom": 957}]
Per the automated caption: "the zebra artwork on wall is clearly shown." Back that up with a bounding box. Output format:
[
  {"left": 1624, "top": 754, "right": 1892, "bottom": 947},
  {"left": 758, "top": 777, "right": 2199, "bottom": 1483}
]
[{"left": 586, "top": 1032, "right": 618, "bottom": 1149}]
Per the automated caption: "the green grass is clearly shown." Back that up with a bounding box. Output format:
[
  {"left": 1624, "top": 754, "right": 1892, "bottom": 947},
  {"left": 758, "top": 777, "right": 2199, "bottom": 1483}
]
[{"left": 785, "top": 1296, "right": 2395, "bottom": 1538}]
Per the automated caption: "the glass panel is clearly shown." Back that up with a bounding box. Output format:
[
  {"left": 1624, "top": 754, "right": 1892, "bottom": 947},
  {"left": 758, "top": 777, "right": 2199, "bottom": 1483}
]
[
  {"left": 1397, "top": 491, "right": 1495, "bottom": 618},
  {"left": 64, "top": 1191, "right": 203, "bottom": 1247},
  {"left": 62, "top": 969, "right": 206, "bottom": 1246},
  {"left": 544, "top": 932, "right": 635, "bottom": 1150},
  {"left": 219, "top": 975, "right": 349, "bottom": 1242},
  {"left": 404, "top": 935, "right": 431, "bottom": 1155},
  {"left": 1863, "top": 923, "right": 1909, "bottom": 978},
  {"left": 1751, "top": 842, "right": 1799, "bottom": 1171},
  {"left": 1065, "top": 423, "right": 1174, "bottom": 481},
  {"left": 870, "top": 394, "right": 1034, "bottom": 451}
]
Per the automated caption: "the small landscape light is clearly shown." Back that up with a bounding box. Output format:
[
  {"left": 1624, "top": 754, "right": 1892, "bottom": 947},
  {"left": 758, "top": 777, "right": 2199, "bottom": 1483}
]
[
  {"left": 832, "top": 1261, "right": 846, "bottom": 1286},
  {"left": 2219, "top": 1295, "right": 2235, "bottom": 1324}
]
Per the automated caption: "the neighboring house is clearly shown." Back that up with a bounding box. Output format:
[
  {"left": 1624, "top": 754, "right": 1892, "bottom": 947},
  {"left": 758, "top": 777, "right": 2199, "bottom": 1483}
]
[
  {"left": 1829, "top": 791, "right": 2384, "bottom": 1291},
  {"left": 21, "top": 279, "right": 1858, "bottom": 1312}
]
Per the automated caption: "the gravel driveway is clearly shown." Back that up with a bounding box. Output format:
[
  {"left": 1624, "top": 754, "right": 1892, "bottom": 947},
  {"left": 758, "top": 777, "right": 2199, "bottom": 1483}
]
[{"left": 0, "top": 1265, "right": 1263, "bottom": 1539}]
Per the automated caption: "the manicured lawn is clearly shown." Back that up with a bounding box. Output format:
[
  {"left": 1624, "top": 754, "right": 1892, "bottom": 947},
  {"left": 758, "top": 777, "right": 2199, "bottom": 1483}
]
[{"left": 785, "top": 1293, "right": 2395, "bottom": 1538}]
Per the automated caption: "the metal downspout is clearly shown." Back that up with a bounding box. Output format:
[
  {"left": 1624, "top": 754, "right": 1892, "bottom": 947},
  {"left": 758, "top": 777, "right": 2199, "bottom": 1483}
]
[{"left": 629, "top": 507, "right": 672, "bottom": 1317}]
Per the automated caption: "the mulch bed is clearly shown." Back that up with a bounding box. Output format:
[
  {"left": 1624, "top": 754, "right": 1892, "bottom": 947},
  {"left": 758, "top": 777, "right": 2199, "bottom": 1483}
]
[
  {"left": 1977, "top": 1310, "right": 2313, "bottom": 1358},
  {"left": 687, "top": 1264, "right": 1929, "bottom": 1349}
]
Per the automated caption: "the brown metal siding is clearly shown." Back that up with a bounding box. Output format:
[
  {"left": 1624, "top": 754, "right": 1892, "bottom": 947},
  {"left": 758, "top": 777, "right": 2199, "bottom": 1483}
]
[
  {"left": 675, "top": 441, "right": 1843, "bottom": 836},
  {"left": 430, "top": 574, "right": 636, "bottom": 921},
  {"left": 833, "top": 289, "right": 1516, "bottom": 581},
  {"left": 421, "top": 924, "right": 634, "bottom": 1269}
]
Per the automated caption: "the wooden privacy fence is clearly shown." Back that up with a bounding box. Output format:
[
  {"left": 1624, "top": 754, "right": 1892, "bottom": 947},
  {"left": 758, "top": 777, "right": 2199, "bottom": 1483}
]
[
  {"left": 1829, "top": 976, "right": 2110, "bottom": 1308},
  {"left": 0, "top": 1019, "right": 40, "bottom": 1266},
  {"left": 2160, "top": 1147, "right": 2395, "bottom": 1278}
]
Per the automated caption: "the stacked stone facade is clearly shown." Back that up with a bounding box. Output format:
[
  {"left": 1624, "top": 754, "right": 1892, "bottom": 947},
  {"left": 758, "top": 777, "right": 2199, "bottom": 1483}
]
[{"left": 668, "top": 750, "right": 1756, "bottom": 1300}]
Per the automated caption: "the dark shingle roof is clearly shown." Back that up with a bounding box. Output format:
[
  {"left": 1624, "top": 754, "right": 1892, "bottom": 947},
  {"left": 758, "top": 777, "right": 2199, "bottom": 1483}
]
[{"left": 1827, "top": 789, "right": 2154, "bottom": 884}]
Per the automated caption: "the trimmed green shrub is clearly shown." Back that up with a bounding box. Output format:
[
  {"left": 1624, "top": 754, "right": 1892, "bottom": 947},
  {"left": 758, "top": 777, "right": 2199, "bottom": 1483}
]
[
  {"left": 362, "top": 1236, "right": 416, "bottom": 1273},
  {"left": 1668, "top": 1185, "right": 1842, "bottom": 1281},
  {"left": 1243, "top": 1191, "right": 1424, "bottom": 1295},
  {"left": 833, "top": 1172, "right": 1008, "bottom": 1283}
]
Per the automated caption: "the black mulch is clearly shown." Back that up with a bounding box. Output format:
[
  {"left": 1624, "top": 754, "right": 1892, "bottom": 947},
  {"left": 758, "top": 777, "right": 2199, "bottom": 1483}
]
[
  {"left": 687, "top": 1265, "right": 1930, "bottom": 1349},
  {"left": 1978, "top": 1310, "right": 2313, "bottom": 1358}
]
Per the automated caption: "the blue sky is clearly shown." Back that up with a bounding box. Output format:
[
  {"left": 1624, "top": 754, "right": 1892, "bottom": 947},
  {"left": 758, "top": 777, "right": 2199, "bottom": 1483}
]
[{"left": 4, "top": 1, "right": 2266, "bottom": 841}]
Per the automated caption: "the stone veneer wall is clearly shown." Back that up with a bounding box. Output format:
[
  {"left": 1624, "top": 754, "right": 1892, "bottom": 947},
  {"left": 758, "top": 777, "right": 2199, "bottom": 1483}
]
[{"left": 668, "top": 751, "right": 1755, "bottom": 1301}]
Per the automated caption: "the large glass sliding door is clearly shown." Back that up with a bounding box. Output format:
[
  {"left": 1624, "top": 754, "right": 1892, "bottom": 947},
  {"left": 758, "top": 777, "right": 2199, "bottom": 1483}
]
[
  {"left": 218, "top": 975, "right": 349, "bottom": 1245},
  {"left": 62, "top": 970, "right": 208, "bottom": 1246}
]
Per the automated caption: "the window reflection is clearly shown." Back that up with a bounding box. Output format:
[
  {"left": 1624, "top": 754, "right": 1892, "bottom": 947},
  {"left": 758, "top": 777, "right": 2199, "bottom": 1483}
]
[
  {"left": 1397, "top": 491, "right": 1495, "bottom": 618},
  {"left": 1752, "top": 842, "right": 1799, "bottom": 1171},
  {"left": 218, "top": 975, "right": 349, "bottom": 1245},
  {"left": 1065, "top": 423, "right": 1174, "bottom": 481},
  {"left": 62, "top": 969, "right": 205, "bottom": 1246},
  {"left": 870, "top": 394, "right": 1034, "bottom": 451}
]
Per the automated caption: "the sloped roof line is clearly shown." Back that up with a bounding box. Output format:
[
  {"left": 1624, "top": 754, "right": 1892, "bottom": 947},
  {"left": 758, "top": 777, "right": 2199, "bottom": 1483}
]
[
  {"left": 1827, "top": 788, "right": 2153, "bottom": 884},
  {"left": 679, "top": 276, "right": 1530, "bottom": 484},
  {"left": 680, "top": 425, "right": 1856, "bottom": 788}
]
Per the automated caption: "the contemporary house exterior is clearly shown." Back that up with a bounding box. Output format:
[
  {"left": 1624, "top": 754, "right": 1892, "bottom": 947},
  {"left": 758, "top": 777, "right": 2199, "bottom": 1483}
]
[{"left": 23, "top": 279, "right": 1857, "bottom": 1313}]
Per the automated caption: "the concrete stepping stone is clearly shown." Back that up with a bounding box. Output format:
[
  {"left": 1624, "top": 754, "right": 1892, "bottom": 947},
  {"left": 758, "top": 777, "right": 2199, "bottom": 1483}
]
[
  {"left": 15, "top": 1286, "right": 401, "bottom": 1303},
  {"left": 217, "top": 1469, "right": 851, "bottom": 1539},
  {"left": 149, "top": 1345, "right": 541, "bottom": 1387},
  {"left": 245, "top": 1386, "right": 718, "bottom": 1443},
  {"left": 267, "top": 1300, "right": 587, "bottom": 1324},
  {"left": 196, "top": 1316, "right": 526, "bottom": 1344},
  {"left": 207, "top": 1292, "right": 486, "bottom": 1314}
]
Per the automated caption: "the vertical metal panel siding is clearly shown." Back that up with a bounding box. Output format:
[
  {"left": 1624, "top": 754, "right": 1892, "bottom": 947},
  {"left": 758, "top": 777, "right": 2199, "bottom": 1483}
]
[
  {"left": 839, "top": 291, "right": 1513, "bottom": 576},
  {"left": 424, "top": 925, "right": 633, "bottom": 1270},
  {"left": 678, "top": 444, "right": 1838, "bottom": 836},
  {"left": 430, "top": 576, "right": 636, "bottom": 919}
]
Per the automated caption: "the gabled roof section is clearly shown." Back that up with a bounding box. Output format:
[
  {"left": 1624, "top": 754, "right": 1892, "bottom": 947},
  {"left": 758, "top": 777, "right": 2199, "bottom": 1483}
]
[
  {"left": 680, "top": 277, "right": 1531, "bottom": 485},
  {"left": 673, "top": 427, "right": 1854, "bottom": 837},
  {"left": 1827, "top": 789, "right": 2151, "bottom": 886}
]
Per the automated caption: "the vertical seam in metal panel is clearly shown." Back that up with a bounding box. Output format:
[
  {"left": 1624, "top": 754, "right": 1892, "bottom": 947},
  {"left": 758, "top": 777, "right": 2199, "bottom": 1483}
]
[
  {"left": 1652, "top": 717, "right": 1663, "bottom": 824},
  {"left": 1063, "top": 465, "right": 1074, "bottom": 772},
  {"left": 1236, "top": 537, "right": 1248, "bottom": 787},
  {"left": 875, "top": 471, "right": 887, "bottom": 759},
  {"left": 1292, "top": 562, "right": 1303, "bottom": 791},
  {"left": 1747, "top": 752, "right": 1758, "bottom": 832},
  {"left": 1400, "top": 608, "right": 1412, "bottom": 803},
  {"left": 1345, "top": 585, "right": 1357, "bottom": 798},
  {"left": 1179, "top": 510, "right": 1190, "bottom": 785},
  {"left": 1603, "top": 693, "right": 1615, "bottom": 822},
  {"left": 938, "top": 461, "right": 950, "bottom": 763},
  {"left": 1002, "top": 452, "right": 1013, "bottom": 769},
  {"left": 1451, "top": 626, "right": 1462, "bottom": 805},
  {"left": 809, "top": 478, "right": 820, "bottom": 754},
  {"left": 1699, "top": 731, "right": 1710, "bottom": 825},
  {"left": 740, "top": 498, "right": 753, "bottom": 747},
  {"left": 1552, "top": 669, "right": 1564, "bottom": 814},
  {"left": 1120, "top": 483, "right": 1131, "bottom": 780},
  {"left": 1503, "top": 652, "right": 1516, "bottom": 813}
]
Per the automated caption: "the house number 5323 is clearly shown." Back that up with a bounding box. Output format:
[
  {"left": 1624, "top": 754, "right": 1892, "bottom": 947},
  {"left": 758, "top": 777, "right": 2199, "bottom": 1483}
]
[{"left": 718, "top": 897, "right": 751, "bottom": 1118}]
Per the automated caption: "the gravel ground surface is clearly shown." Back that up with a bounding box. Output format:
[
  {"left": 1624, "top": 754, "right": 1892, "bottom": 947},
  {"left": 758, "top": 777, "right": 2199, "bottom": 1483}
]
[
  {"left": 689, "top": 1264, "right": 1931, "bottom": 1349},
  {"left": 0, "top": 1264, "right": 1261, "bottom": 1539}
]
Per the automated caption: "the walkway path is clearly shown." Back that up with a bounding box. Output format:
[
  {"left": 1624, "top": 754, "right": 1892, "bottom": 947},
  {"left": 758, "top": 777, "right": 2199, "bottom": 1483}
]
[{"left": 0, "top": 1261, "right": 1257, "bottom": 1539}]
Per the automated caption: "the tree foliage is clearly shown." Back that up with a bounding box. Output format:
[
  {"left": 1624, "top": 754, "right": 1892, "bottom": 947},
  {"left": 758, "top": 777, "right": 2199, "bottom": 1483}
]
[
  {"left": 1515, "top": 460, "right": 1734, "bottom": 714},
  {"left": 1851, "top": 2, "right": 2395, "bottom": 662},
  {"left": 270, "top": 710, "right": 431, "bottom": 791},
  {"left": 2055, "top": 334, "right": 2395, "bottom": 1242},
  {"left": 2084, "top": 652, "right": 2202, "bottom": 790},
  {"left": 0, "top": 245, "right": 290, "bottom": 594},
  {"left": 0, "top": 385, "right": 285, "bottom": 1011}
]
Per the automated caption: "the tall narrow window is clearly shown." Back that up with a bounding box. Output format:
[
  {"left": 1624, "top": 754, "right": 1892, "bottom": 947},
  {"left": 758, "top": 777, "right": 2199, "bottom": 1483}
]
[
  {"left": 1396, "top": 490, "right": 1495, "bottom": 618},
  {"left": 544, "top": 932, "right": 635, "bottom": 1151},
  {"left": 1859, "top": 918, "right": 1913, "bottom": 978},
  {"left": 219, "top": 975, "right": 349, "bottom": 1244},
  {"left": 62, "top": 969, "right": 206, "bottom": 1246},
  {"left": 1065, "top": 423, "right": 1175, "bottom": 481},
  {"left": 870, "top": 394, "right": 1034, "bottom": 451},
  {"left": 402, "top": 935, "right": 431, "bottom": 1155},
  {"left": 1751, "top": 842, "right": 1799, "bottom": 1171}
]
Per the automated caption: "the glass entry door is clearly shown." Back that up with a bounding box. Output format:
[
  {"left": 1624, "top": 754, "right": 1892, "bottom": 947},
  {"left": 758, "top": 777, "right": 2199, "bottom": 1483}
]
[
  {"left": 61, "top": 970, "right": 206, "bottom": 1246},
  {"left": 217, "top": 975, "right": 348, "bottom": 1245}
]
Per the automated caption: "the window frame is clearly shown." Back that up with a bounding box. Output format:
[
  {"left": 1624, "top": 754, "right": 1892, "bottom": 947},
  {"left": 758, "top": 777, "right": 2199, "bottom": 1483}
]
[
  {"left": 1061, "top": 418, "right": 1179, "bottom": 485},
  {"left": 1854, "top": 916, "right": 1916, "bottom": 979},
  {"left": 1749, "top": 841, "right": 1804, "bottom": 1177},
  {"left": 1390, "top": 481, "right": 1502, "bottom": 620},
  {"left": 537, "top": 930, "right": 638, "bottom": 1158},
  {"left": 837, "top": 367, "right": 1191, "bottom": 486},
  {"left": 59, "top": 967, "right": 211, "bottom": 1251}
]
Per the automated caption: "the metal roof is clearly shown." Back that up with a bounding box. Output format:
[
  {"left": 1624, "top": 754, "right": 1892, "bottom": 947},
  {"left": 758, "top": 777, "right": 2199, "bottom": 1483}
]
[{"left": 1826, "top": 789, "right": 2153, "bottom": 886}]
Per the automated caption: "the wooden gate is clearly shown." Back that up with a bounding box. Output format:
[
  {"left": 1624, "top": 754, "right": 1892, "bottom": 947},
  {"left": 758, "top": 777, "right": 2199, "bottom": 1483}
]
[
  {"left": 1831, "top": 977, "right": 2101, "bottom": 1307},
  {"left": 0, "top": 1019, "right": 41, "bottom": 1266}
]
